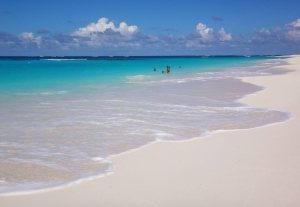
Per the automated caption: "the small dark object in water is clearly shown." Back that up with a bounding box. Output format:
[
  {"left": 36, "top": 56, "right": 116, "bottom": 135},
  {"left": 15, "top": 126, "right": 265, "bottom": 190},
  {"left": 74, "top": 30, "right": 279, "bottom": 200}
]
[{"left": 166, "top": 66, "right": 170, "bottom": 73}]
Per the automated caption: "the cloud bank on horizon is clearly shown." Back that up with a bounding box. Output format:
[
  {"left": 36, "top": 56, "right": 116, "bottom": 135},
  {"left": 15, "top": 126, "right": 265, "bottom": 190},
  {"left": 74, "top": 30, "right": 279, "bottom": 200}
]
[{"left": 1, "top": 17, "right": 300, "bottom": 55}]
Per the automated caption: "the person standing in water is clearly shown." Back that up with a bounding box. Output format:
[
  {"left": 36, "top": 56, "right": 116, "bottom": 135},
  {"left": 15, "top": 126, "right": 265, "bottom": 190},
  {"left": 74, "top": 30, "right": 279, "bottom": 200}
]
[
  {"left": 166, "top": 66, "right": 170, "bottom": 73},
  {"left": 162, "top": 66, "right": 170, "bottom": 74}
]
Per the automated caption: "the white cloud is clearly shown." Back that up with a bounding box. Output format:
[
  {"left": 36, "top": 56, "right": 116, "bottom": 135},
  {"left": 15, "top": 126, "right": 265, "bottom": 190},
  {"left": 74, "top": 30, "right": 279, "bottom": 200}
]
[
  {"left": 248, "top": 19, "right": 300, "bottom": 46},
  {"left": 196, "top": 23, "right": 214, "bottom": 42},
  {"left": 285, "top": 30, "right": 300, "bottom": 42},
  {"left": 285, "top": 19, "right": 300, "bottom": 29},
  {"left": 118, "top": 22, "right": 139, "bottom": 36},
  {"left": 249, "top": 28, "right": 273, "bottom": 44},
  {"left": 19, "top": 32, "right": 42, "bottom": 47},
  {"left": 284, "top": 19, "right": 300, "bottom": 42},
  {"left": 257, "top": 28, "right": 270, "bottom": 36},
  {"left": 72, "top": 17, "right": 138, "bottom": 37},
  {"left": 20, "top": 32, "right": 34, "bottom": 39},
  {"left": 68, "top": 17, "right": 141, "bottom": 49},
  {"left": 4, "top": 17, "right": 300, "bottom": 55},
  {"left": 218, "top": 28, "right": 232, "bottom": 41}
]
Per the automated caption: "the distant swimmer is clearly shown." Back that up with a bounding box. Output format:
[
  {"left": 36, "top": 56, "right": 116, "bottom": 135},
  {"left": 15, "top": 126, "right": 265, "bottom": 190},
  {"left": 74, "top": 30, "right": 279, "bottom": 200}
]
[
  {"left": 153, "top": 67, "right": 156, "bottom": 71},
  {"left": 162, "top": 66, "right": 170, "bottom": 74},
  {"left": 166, "top": 66, "right": 170, "bottom": 73}
]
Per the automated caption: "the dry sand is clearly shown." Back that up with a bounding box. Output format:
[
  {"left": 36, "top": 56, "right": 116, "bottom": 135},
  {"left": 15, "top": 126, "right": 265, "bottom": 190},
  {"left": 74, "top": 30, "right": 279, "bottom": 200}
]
[{"left": 1, "top": 55, "right": 300, "bottom": 207}]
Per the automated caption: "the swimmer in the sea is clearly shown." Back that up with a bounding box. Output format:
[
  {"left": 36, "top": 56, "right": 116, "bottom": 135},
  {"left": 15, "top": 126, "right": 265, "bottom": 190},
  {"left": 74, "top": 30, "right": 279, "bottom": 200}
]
[{"left": 166, "top": 66, "right": 170, "bottom": 73}]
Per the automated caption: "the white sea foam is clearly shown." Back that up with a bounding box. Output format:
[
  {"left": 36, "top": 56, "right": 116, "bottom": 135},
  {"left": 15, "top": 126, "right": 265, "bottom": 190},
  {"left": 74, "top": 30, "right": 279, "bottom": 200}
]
[
  {"left": 125, "top": 75, "right": 153, "bottom": 83},
  {"left": 0, "top": 56, "right": 291, "bottom": 195},
  {"left": 57, "top": 91, "right": 68, "bottom": 94},
  {"left": 91, "top": 157, "right": 112, "bottom": 164}
]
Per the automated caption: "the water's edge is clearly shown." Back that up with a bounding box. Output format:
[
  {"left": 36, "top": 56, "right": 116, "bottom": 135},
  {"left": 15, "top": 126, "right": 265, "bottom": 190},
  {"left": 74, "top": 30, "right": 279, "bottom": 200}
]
[{"left": 0, "top": 56, "right": 293, "bottom": 196}]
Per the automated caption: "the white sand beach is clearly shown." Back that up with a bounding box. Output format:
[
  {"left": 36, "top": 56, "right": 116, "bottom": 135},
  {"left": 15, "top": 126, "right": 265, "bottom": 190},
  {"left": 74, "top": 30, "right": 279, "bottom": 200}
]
[{"left": 1, "top": 55, "right": 300, "bottom": 207}]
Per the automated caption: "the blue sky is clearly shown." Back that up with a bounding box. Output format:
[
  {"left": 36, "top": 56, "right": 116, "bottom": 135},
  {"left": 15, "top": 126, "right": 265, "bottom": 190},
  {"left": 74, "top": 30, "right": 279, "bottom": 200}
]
[{"left": 1, "top": 0, "right": 300, "bottom": 56}]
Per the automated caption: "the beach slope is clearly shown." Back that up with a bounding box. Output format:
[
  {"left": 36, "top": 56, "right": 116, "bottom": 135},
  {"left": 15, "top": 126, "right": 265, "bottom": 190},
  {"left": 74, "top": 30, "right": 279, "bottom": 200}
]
[{"left": 1, "top": 55, "right": 300, "bottom": 207}]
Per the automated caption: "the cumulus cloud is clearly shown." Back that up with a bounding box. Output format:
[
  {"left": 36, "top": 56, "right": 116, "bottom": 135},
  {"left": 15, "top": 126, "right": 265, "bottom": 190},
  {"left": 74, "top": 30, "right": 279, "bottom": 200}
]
[
  {"left": 248, "top": 19, "right": 300, "bottom": 47},
  {"left": 285, "top": 19, "right": 300, "bottom": 30},
  {"left": 249, "top": 28, "right": 275, "bottom": 45},
  {"left": 70, "top": 18, "right": 170, "bottom": 50},
  {"left": 19, "top": 32, "right": 42, "bottom": 48},
  {"left": 192, "top": 23, "right": 233, "bottom": 46},
  {"left": 257, "top": 28, "right": 271, "bottom": 36},
  {"left": 68, "top": 18, "right": 142, "bottom": 49},
  {"left": 20, "top": 32, "right": 35, "bottom": 39},
  {"left": 72, "top": 18, "right": 138, "bottom": 37},
  {"left": 3, "top": 17, "right": 300, "bottom": 55},
  {"left": 1, "top": 18, "right": 235, "bottom": 53},
  {"left": 196, "top": 23, "right": 214, "bottom": 42},
  {"left": 218, "top": 28, "right": 232, "bottom": 41},
  {"left": 284, "top": 19, "right": 300, "bottom": 42},
  {"left": 285, "top": 30, "right": 300, "bottom": 42}
]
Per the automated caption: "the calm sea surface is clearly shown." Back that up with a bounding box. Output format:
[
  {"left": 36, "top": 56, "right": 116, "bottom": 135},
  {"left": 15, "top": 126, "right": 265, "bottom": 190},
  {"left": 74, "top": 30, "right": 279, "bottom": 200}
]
[{"left": 0, "top": 56, "right": 291, "bottom": 194}]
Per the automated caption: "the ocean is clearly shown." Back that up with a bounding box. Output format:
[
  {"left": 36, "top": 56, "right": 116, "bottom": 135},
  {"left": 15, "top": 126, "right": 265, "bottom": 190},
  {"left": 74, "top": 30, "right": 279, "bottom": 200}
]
[{"left": 0, "top": 55, "right": 291, "bottom": 194}]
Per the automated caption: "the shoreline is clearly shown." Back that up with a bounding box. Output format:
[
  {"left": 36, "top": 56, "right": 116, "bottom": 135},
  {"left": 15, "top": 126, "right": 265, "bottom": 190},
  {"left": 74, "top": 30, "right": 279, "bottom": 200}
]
[
  {"left": 0, "top": 57, "right": 286, "bottom": 195},
  {"left": 0, "top": 116, "right": 293, "bottom": 197},
  {"left": 1, "top": 55, "right": 300, "bottom": 206}
]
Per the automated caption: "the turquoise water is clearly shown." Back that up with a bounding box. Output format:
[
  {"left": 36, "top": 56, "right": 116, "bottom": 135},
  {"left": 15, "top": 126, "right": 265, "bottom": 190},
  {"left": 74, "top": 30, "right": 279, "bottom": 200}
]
[
  {"left": 0, "top": 56, "right": 291, "bottom": 194},
  {"left": 0, "top": 56, "right": 271, "bottom": 95}
]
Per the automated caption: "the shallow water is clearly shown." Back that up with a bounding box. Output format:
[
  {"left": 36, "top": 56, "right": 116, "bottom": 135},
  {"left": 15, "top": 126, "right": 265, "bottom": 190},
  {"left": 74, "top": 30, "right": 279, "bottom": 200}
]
[{"left": 0, "top": 56, "right": 291, "bottom": 194}]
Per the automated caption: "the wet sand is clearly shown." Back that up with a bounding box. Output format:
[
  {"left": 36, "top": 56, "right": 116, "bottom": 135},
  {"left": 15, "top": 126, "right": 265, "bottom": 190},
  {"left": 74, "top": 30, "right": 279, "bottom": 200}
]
[{"left": 1, "top": 55, "right": 300, "bottom": 207}]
